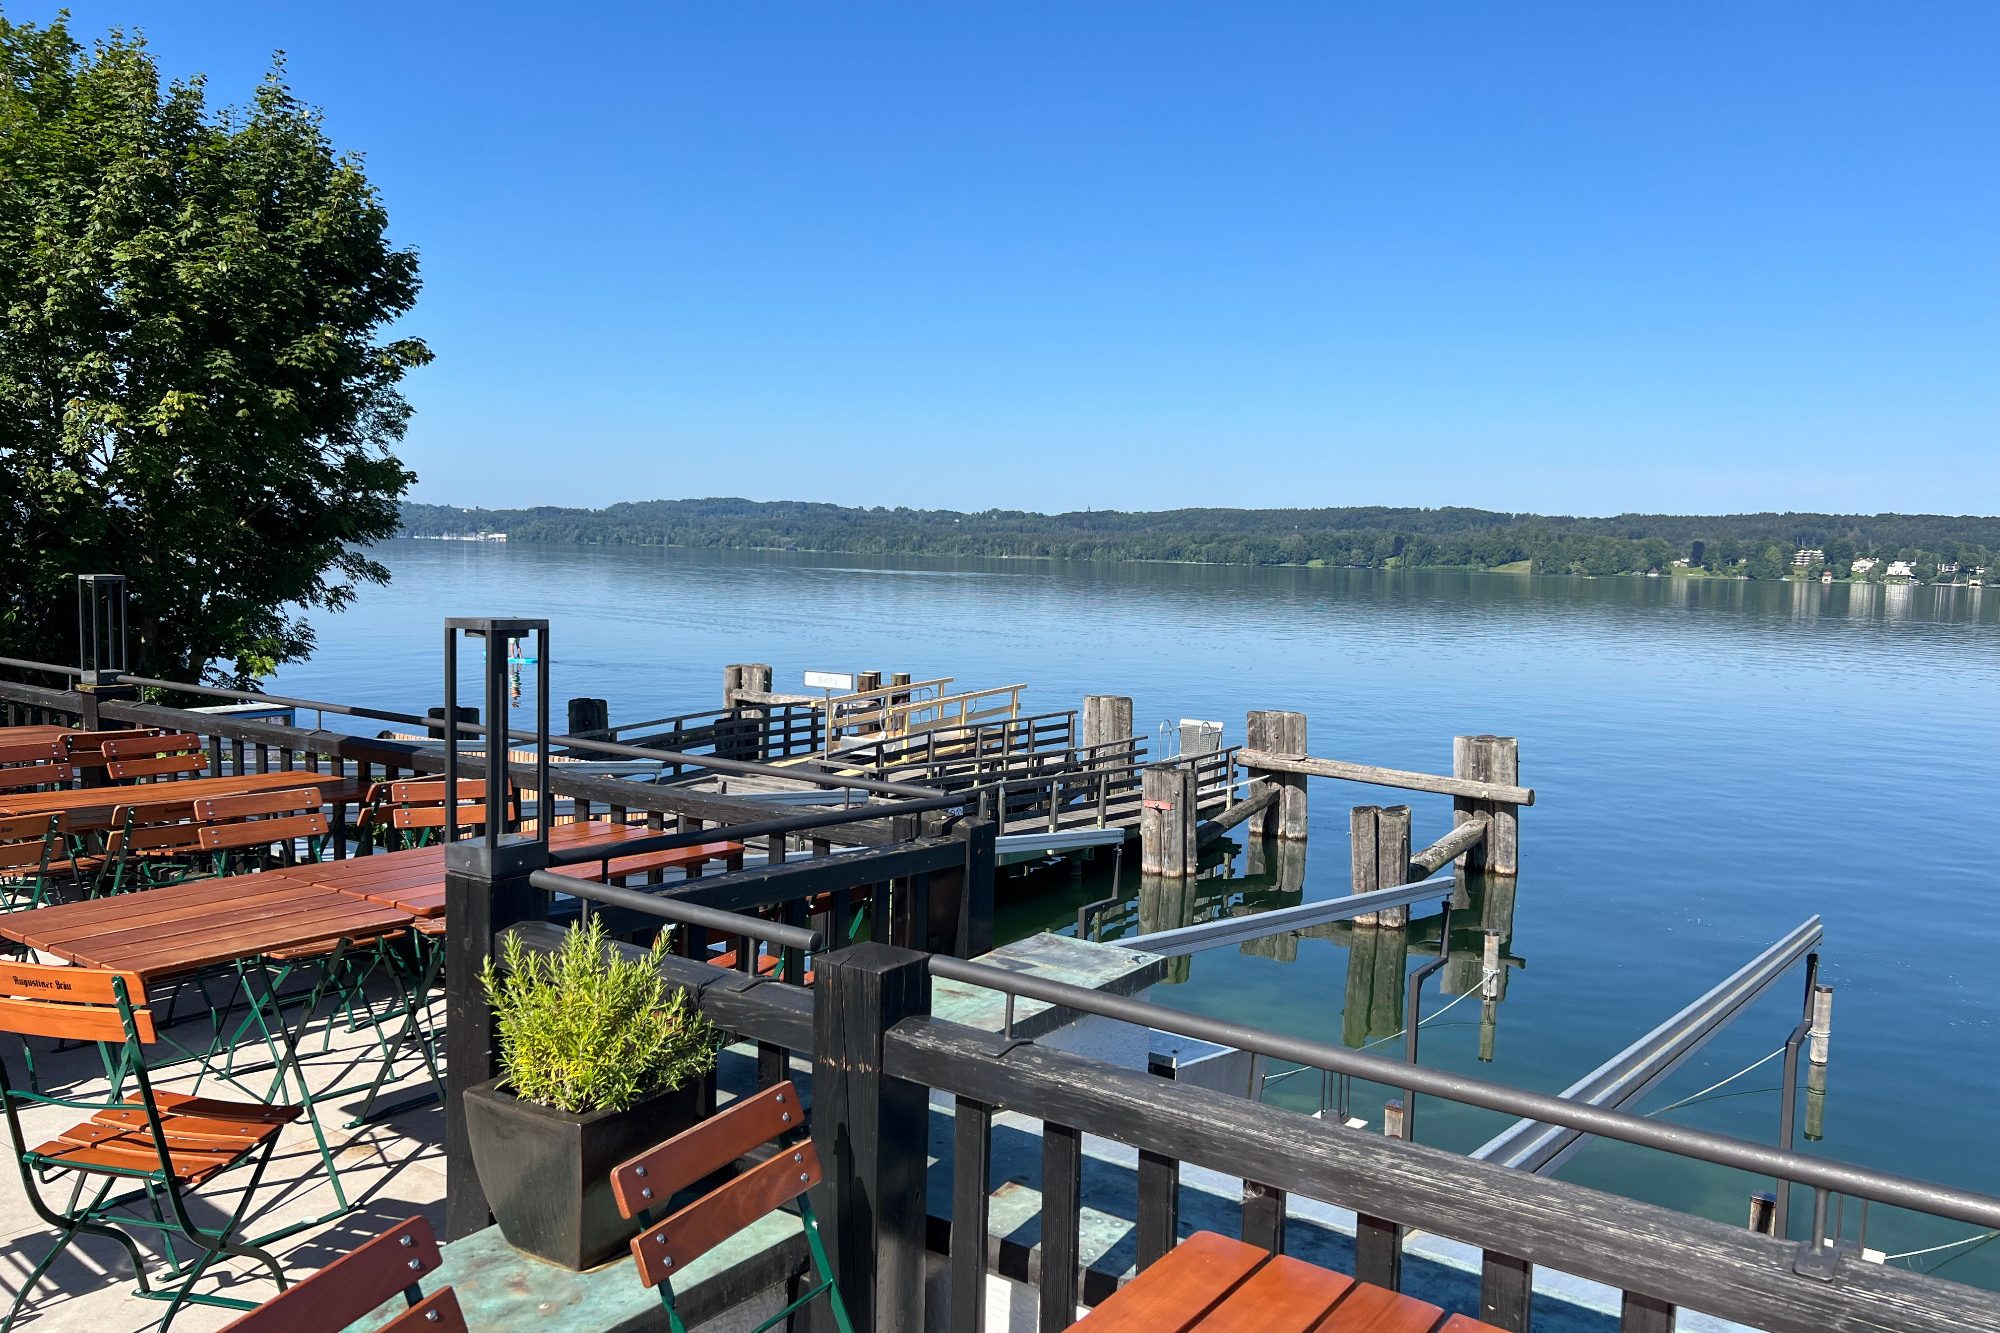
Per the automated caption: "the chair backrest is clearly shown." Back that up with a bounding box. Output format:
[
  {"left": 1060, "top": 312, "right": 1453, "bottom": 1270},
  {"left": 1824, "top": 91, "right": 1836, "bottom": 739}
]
[
  {"left": 193, "top": 788, "right": 329, "bottom": 852},
  {"left": 0, "top": 962, "right": 153, "bottom": 1044},
  {"left": 101, "top": 733, "right": 207, "bottom": 782},
  {"left": 610, "top": 1080, "right": 820, "bottom": 1287},
  {"left": 60, "top": 728, "right": 162, "bottom": 765},
  {"left": 384, "top": 778, "right": 516, "bottom": 832},
  {"left": 0, "top": 814, "right": 61, "bottom": 874},
  {"left": 104, "top": 802, "right": 206, "bottom": 857},
  {"left": 0, "top": 741, "right": 72, "bottom": 793},
  {"left": 215, "top": 1215, "right": 465, "bottom": 1333}
]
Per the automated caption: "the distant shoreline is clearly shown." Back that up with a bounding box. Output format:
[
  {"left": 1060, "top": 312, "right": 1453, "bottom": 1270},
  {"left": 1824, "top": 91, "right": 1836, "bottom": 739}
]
[{"left": 398, "top": 528, "right": 1987, "bottom": 587}]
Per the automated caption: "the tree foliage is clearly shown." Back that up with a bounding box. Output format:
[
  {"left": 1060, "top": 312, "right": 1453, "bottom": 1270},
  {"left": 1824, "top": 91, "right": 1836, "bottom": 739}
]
[
  {"left": 0, "top": 16, "right": 428, "bottom": 685},
  {"left": 401, "top": 498, "right": 2000, "bottom": 581}
]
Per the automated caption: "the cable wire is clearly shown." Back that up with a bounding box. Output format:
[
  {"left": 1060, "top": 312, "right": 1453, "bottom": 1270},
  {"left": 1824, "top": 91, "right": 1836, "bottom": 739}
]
[{"left": 1645, "top": 1046, "right": 1786, "bottom": 1118}]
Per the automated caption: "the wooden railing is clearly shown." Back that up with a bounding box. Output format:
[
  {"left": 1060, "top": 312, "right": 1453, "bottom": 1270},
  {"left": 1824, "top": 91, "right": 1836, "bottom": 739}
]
[{"left": 461, "top": 918, "right": 2000, "bottom": 1333}]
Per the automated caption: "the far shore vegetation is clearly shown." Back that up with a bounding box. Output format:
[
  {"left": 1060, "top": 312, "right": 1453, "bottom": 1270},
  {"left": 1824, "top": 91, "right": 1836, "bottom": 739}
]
[{"left": 400, "top": 499, "right": 1998, "bottom": 585}]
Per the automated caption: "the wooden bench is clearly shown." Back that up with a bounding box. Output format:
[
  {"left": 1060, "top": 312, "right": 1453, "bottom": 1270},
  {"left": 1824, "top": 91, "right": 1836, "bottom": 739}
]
[{"left": 1068, "top": 1231, "right": 1500, "bottom": 1333}]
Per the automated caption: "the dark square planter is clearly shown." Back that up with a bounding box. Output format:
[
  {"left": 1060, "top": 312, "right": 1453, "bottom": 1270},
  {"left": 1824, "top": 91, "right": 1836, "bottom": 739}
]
[{"left": 463, "top": 1076, "right": 703, "bottom": 1270}]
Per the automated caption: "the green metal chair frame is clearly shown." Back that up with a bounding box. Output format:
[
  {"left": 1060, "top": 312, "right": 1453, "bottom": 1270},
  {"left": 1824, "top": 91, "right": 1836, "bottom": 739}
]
[
  {"left": 610, "top": 1079, "right": 853, "bottom": 1333},
  {"left": 0, "top": 813, "right": 68, "bottom": 914},
  {"left": 0, "top": 961, "right": 302, "bottom": 1330}
]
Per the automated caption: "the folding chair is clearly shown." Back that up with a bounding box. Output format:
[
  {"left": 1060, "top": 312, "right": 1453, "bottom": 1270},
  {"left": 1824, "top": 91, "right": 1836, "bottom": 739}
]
[
  {"left": 60, "top": 729, "right": 163, "bottom": 777},
  {"left": 101, "top": 733, "right": 209, "bottom": 783},
  {"left": 194, "top": 788, "right": 330, "bottom": 872},
  {"left": 610, "top": 1080, "right": 853, "bottom": 1333},
  {"left": 97, "top": 801, "right": 209, "bottom": 896},
  {"left": 215, "top": 1214, "right": 463, "bottom": 1332},
  {"left": 382, "top": 777, "right": 518, "bottom": 847},
  {"left": 0, "top": 962, "right": 301, "bottom": 1331},
  {"left": 0, "top": 740, "right": 72, "bottom": 794},
  {"left": 0, "top": 814, "right": 68, "bottom": 914}
]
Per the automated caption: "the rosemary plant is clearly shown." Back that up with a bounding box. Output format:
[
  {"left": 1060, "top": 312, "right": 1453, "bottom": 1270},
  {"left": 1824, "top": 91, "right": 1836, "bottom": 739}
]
[{"left": 480, "top": 917, "right": 719, "bottom": 1114}]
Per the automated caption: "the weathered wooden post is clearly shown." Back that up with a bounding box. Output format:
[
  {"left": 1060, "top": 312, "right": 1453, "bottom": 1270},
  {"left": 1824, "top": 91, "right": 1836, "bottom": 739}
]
[
  {"left": 1452, "top": 735, "right": 1520, "bottom": 874},
  {"left": 1808, "top": 983, "right": 1833, "bottom": 1065},
  {"left": 1082, "top": 694, "right": 1133, "bottom": 751},
  {"left": 811, "top": 943, "right": 931, "bottom": 1333},
  {"left": 1747, "top": 1192, "right": 1778, "bottom": 1236},
  {"left": 1350, "top": 805, "right": 1413, "bottom": 927},
  {"left": 1245, "top": 710, "right": 1308, "bottom": 840},
  {"left": 1140, "top": 765, "right": 1198, "bottom": 877},
  {"left": 565, "top": 696, "right": 609, "bottom": 739}
]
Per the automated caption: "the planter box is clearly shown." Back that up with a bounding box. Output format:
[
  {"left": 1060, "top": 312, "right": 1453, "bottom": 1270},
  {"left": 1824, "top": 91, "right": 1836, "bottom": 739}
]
[{"left": 463, "top": 1076, "right": 703, "bottom": 1270}]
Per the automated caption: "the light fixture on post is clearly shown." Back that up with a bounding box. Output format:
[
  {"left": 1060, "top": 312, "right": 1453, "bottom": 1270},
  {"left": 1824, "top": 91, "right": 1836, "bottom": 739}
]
[
  {"left": 75, "top": 573, "right": 128, "bottom": 686},
  {"left": 442, "top": 617, "right": 551, "bottom": 865}
]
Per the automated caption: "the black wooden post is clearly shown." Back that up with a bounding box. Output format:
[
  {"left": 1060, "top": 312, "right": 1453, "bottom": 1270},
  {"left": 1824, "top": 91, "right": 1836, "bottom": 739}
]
[
  {"left": 442, "top": 840, "right": 544, "bottom": 1239},
  {"left": 957, "top": 817, "right": 997, "bottom": 958},
  {"left": 1481, "top": 1249, "right": 1534, "bottom": 1331},
  {"left": 811, "top": 942, "right": 931, "bottom": 1333}
]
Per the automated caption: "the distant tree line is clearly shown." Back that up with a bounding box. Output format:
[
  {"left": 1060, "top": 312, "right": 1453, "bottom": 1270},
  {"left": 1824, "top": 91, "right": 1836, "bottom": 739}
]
[{"left": 398, "top": 499, "right": 2000, "bottom": 581}]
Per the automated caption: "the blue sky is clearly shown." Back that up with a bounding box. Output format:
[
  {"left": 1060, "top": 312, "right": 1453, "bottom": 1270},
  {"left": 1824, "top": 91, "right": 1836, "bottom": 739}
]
[{"left": 18, "top": 2, "right": 1999, "bottom": 515}]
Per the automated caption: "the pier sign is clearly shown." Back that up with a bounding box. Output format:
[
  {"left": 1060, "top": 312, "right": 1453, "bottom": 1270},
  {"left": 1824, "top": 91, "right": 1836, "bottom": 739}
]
[{"left": 803, "top": 670, "right": 856, "bottom": 692}]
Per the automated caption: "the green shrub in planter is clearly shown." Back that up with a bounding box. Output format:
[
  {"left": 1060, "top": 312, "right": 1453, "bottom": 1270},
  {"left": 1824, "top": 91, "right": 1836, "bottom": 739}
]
[
  {"left": 467, "top": 918, "right": 721, "bottom": 1268},
  {"left": 481, "top": 917, "right": 719, "bottom": 1113}
]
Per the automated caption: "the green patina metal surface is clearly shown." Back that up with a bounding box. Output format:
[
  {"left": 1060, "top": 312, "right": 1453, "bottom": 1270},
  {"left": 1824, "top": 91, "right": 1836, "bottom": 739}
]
[
  {"left": 930, "top": 932, "right": 1165, "bottom": 1040},
  {"left": 344, "top": 1213, "right": 804, "bottom": 1333}
]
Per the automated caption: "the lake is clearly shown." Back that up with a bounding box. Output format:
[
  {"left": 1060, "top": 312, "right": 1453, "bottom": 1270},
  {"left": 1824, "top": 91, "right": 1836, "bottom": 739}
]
[{"left": 276, "top": 539, "right": 2000, "bottom": 1279}]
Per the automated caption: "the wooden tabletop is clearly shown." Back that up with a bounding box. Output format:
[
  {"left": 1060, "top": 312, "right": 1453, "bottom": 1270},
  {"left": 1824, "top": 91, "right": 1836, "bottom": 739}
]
[
  {"left": 0, "top": 769, "right": 367, "bottom": 830},
  {"left": 1069, "top": 1232, "right": 1497, "bottom": 1333},
  {"left": 267, "top": 821, "right": 745, "bottom": 918},
  {"left": 0, "top": 875, "right": 410, "bottom": 984},
  {"left": 0, "top": 725, "right": 74, "bottom": 748}
]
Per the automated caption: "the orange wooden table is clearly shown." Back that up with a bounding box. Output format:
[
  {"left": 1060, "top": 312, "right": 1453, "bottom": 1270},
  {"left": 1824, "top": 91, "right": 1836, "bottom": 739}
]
[
  {"left": 1069, "top": 1232, "right": 1498, "bottom": 1333},
  {"left": 0, "top": 873, "right": 410, "bottom": 983},
  {"left": 0, "top": 769, "right": 366, "bottom": 833}
]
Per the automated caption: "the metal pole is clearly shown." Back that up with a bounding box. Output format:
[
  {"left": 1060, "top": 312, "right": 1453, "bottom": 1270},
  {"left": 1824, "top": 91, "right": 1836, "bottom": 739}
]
[{"left": 1401, "top": 899, "right": 1453, "bottom": 1141}]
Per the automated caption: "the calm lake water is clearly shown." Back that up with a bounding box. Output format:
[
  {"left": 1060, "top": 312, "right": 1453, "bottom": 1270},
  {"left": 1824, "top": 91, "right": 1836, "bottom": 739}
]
[{"left": 278, "top": 540, "right": 2000, "bottom": 1279}]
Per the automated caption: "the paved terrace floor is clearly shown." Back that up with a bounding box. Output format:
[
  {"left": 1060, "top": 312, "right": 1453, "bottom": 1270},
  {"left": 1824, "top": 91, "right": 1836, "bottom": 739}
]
[{"left": 0, "top": 973, "right": 448, "bottom": 1333}]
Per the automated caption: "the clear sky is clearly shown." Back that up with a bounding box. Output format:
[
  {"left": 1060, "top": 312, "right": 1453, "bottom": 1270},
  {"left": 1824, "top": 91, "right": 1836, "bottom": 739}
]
[{"left": 17, "top": 2, "right": 1999, "bottom": 515}]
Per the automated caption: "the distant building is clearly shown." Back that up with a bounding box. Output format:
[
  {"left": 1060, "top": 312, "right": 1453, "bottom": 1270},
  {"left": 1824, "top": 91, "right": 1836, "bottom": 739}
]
[
  {"left": 1792, "top": 547, "right": 1824, "bottom": 567},
  {"left": 1669, "top": 558, "right": 1691, "bottom": 569},
  {"left": 1885, "top": 560, "right": 1916, "bottom": 580},
  {"left": 1820, "top": 570, "right": 1834, "bottom": 583},
  {"left": 1850, "top": 557, "right": 1879, "bottom": 574},
  {"left": 1937, "top": 561, "right": 1960, "bottom": 575}
]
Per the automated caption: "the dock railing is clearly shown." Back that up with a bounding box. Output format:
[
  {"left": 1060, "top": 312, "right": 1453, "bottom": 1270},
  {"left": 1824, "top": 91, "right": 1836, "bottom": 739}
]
[{"left": 449, "top": 860, "right": 2000, "bottom": 1333}]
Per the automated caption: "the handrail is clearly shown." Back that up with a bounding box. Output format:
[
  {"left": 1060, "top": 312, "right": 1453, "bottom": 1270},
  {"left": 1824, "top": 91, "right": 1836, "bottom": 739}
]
[
  {"left": 0, "top": 656, "right": 84, "bottom": 679},
  {"left": 541, "top": 792, "right": 973, "bottom": 866},
  {"left": 108, "top": 673, "right": 942, "bottom": 799},
  {"left": 922, "top": 954, "right": 2000, "bottom": 1232},
  {"left": 529, "top": 875, "right": 822, "bottom": 952}
]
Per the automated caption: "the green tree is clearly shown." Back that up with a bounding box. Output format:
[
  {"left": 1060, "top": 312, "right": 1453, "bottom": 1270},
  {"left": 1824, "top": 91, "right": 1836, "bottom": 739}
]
[{"left": 0, "top": 17, "right": 428, "bottom": 686}]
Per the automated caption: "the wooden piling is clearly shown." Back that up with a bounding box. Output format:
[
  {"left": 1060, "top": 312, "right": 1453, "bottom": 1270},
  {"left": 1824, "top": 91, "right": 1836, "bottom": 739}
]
[
  {"left": 1453, "top": 735, "right": 1520, "bottom": 874},
  {"left": 1482, "top": 929, "right": 1505, "bottom": 1002},
  {"left": 1082, "top": 695, "right": 1133, "bottom": 751},
  {"left": 1747, "top": 1192, "right": 1777, "bottom": 1236},
  {"left": 1808, "top": 984, "right": 1832, "bottom": 1066},
  {"left": 1246, "top": 710, "right": 1308, "bottom": 840},
  {"left": 1349, "top": 804, "right": 1413, "bottom": 926},
  {"left": 1140, "top": 765, "right": 1198, "bottom": 878},
  {"left": 565, "top": 696, "right": 609, "bottom": 739}
]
